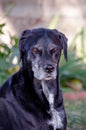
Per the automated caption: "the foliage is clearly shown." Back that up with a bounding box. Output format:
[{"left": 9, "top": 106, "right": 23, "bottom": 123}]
[
  {"left": 69, "top": 28, "right": 86, "bottom": 62},
  {"left": 48, "top": 15, "right": 59, "bottom": 29},
  {"left": 60, "top": 29, "right": 86, "bottom": 89},
  {"left": 0, "top": 24, "right": 5, "bottom": 34},
  {"left": 60, "top": 53, "right": 86, "bottom": 89},
  {"left": 0, "top": 23, "right": 19, "bottom": 85}
]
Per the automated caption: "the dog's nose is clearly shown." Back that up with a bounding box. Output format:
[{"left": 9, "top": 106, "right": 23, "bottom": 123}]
[{"left": 44, "top": 64, "right": 54, "bottom": 73}]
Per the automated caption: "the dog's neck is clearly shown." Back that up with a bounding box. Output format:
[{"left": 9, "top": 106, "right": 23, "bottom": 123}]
[
  {"left": 22, "top": 68, "right": 60, "bottom": 109},
  {"left": 41, "top": 80, "right": 57, "bottom": 105},
  {"left": 33, "top": 78, "right": 58, "bottom": 107}
]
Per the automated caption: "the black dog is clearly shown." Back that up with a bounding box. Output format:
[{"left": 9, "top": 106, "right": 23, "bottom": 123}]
[{"left": 0, "top": 28, "right": 68, "bottom": 130}]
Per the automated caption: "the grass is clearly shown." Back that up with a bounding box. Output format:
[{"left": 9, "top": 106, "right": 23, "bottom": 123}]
[{"left": 65, "top": 100, "right": 86, "bottom": 130}]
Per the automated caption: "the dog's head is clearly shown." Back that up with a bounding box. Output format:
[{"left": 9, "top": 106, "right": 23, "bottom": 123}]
[{"left": 19, "top": 28, "right": 68, "bottom": 81}]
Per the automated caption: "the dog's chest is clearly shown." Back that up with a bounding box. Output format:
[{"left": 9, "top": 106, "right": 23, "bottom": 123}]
[{"left": 41, "top": 81, "right": 63, "bottom": 130}]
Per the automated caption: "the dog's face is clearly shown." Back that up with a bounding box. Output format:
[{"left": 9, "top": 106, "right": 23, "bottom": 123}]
[
  {"left": 28, "top": 37, "right": 61, "bottom": 80},
  {"left": 19, "top": 28, "right": 68, "bottom": 81}
]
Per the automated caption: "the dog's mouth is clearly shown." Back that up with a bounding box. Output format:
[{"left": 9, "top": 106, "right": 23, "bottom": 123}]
[
  {"left": 44, "top": 73, "right": 56, "bottom": 80},
  {"left": 45, "top": 76, "right": 52, "bottom": 80}
]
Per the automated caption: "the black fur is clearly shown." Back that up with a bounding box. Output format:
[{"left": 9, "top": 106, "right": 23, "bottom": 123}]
[{"left": 0, "top": 28, "right": 67, "bottom": 130}]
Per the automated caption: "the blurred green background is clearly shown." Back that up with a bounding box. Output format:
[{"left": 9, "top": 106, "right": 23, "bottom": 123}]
[{"left": 0, "top": 1, "right": 86, "bottom": 130}]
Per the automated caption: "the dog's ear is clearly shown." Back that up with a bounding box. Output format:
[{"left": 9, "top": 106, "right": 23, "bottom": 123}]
[
  {"left": 53, "top": 29, "right": 68, "bottom": 61},
  {"left": 19, "top": 30, "right": 31, "bottom": 60},
  {"left": 58, "top": 32, "right": 68, "bottom": 61}
]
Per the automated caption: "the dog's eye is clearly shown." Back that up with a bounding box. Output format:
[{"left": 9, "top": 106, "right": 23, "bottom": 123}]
[
  {"left": 50, "top": 48, "right": 59, "bottom": 55},
  {"left": 32, "top": 48, "right": 42, "bottom": 55}
]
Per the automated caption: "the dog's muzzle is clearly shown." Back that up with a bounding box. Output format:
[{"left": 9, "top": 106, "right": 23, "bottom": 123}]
[
  {"left": 31, "top": 61, "right": 57, "bottom": 81},
  {"left": 44, "top": 64, "right": 54, "bottom": 73}
]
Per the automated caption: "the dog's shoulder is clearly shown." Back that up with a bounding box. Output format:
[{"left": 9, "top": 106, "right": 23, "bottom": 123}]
[{"left": 0, "top": 98, "right": 11, "bottom": 129}]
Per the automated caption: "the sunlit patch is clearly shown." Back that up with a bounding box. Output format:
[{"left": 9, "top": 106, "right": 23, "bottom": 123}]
[{"left": 12, "top": 56, "right": 18, "bottom": 64}]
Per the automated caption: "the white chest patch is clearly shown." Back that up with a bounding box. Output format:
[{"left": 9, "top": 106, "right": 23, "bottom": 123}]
[
  {"left": 48, "top": 108, "right": 63, "bottom": 130},
  {"left": 41, "top": 81, "right": 63, "bottom": 130}
]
